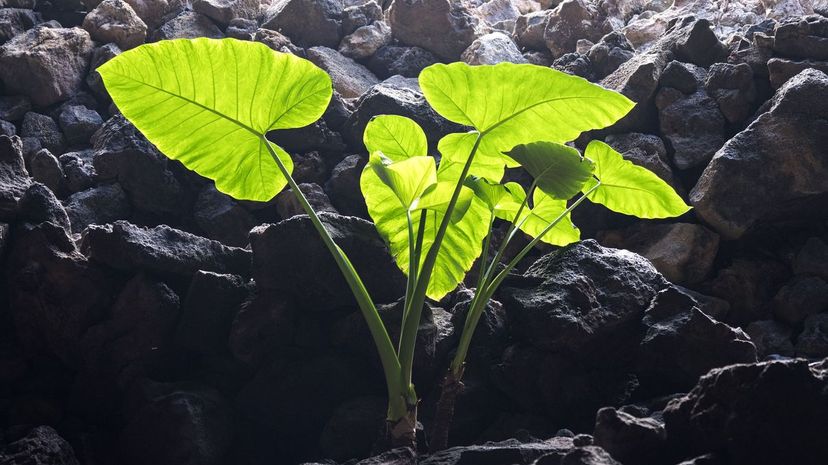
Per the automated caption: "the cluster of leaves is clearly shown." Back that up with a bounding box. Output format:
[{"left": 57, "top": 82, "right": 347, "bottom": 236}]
[{"left": 98, "top": 38, "right": 690, "bottom": 445}]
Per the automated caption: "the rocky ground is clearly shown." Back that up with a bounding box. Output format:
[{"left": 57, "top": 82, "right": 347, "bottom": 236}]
[{"left": 1, "top": 0, "right": 827, "bottom": 463}]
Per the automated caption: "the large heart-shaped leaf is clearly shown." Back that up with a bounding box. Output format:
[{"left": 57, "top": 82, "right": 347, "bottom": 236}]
[
  {"left": 505, "top": 141, "right": 595, "bottom": 200},
  {"left": 361, "top": 165, "right": 487, "bottom": 300},
  {"left": 364, "top": 115, "right": 428, "bottom": 162},
  {"left": 98, "top": 38, "right": 332, "bottom": 201},
  {"left": 419, "top": 62, "right": 635, "bottom": 180},
  {"left": 583, "top": 141, "right": 691, "bottom": 219}
]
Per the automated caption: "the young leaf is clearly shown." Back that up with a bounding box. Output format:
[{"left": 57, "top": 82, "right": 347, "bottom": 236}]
[
  {"left": 364, "top": 115, "right": 428, "bottom": 162},
  {"left": 436, "top": 132, "right": 508, "bottom": 183},
  {"left": 361, "top": 166, "right": 488, "bottom": 300},
  {"left": 464, "top": 177, "right": 510, "bottom": 211},
  {"left": 521, "top": 190, "right": 581, "bottom": 246},
  {"left": 583, "top": 140, "right": 691, "bottom": 219},
  {"left": 98, "top": 38, "right": 332, "bottom": 202},
  {"left": 505, "top": 141, "right": 595, "bottom": 200},
  {"left": 369, "top": 152, "right": 437, "bottom": 209},
  {"left": 419, "top": 62, "right": 635, "bottom": 178},
  {"left": 415, "top": 181, "right": 474, "bottom": 223}
]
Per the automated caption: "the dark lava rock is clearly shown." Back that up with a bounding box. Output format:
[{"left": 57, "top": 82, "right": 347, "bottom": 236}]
[
  {"left": 795, "top": 314, "right": 828, "bottom": 357},
  {"left": 368, "top": 45, "right": 440, "bottom": 79},
  {"left": 8, "top": 222, "right": 113, "bottom": 365},
  {"left": 0, "top": 8, "right": 40, "bottom": 44},
  {"left": 75, "top": 274, "right": 179, "bottom": 413},
  {"left": 501, "top": 240, "right": 666, "bottom": 351},
  {"left": 92, "top": 115, "right": 186, "bottom": 216},
  {"left": 690, "top": 69, "right": 828, "bottom": 239},
  {"left": 419, "top": 437, "right": 582, "bottom": 465},
  {"left": 592, "top": 407, "right": 666, "bottom": 464},
  {"left": 249, "top": 212, "right": 404, "bottom": 312},
  {"left": 325, "top": 154, "right": 367, "bottom": 218},
  {"left": 656, "top": 86, "right": 726, "bottom": 170},
  {"left": 274, "top": 182, "right": 337, "bottom": 219},
  {"left": 552, "top": 52, "right": 594, "bottom": 79},
  {"left": 534, "top": 445, "right": 622, "bottom": 464},
  {"left": 260, "top": 0, "right": 342, "bottom": 48},
  {"left": 672, "top": 18, "right": 728, "bottom": 67},
  {"left": 343, "top": 75, "right": 463, "bottom": 151},
  {"left": 193, "top": 186, "right": 255, "bottom": 247},
  {"left": 120, "top": 383, "right": 234, "bottom": 465},
  {"left": 306, "top": 46, "right": 379, "bottom": 99},
  {"left": 0, "top": 119, "right": 16, "bottom": 137},
  {"left": 63, "top": 183, "right": 131, "bottom": 233},
  {"left": 767, "top": 57, "right": 828, "bottom": 89},
  {"left": 58, "top": 104, "right": 103, "bottom": 146},
  {"left": 0, "top": 425, "right": 80, "bottom": 465},
  {"left": 341, "top": 0, "right": 381, "bottom": 36},
  {"left": 388, "top": 0, "right": 479, "bottom": 61},
  {"left": 28, "top": 148, "right": 65, "bottom": 194},
  {"left": 59, "top": 149, "right": 96, "bottom": 193},
  {"left": 175, "top": 271, "right": 248, "bottom": 355},
  {"left": 19, "top": 182, "right": 71, "bottom": 233},
  {"left": 663, "top": 358, "right": 828, "bottom": 464},
  {"left": 771, "top": 276, "right": 828, "bottom": 324},
  {"left": 707, "top": 258, "right": 788, "bottom": 326},
  {"left": 705, "top": 62, "right": 758, "bottom": 124},
  {"left": 543, "top": 0, "right": 606, "bottom": 59},
  {"left": 149, "top": 10, "right": 224, "bottom": 41},
  {"left": 745, "top": 320, "right": 795, "bottom": 358},
  {"left": 318, "top": 395, "right": 386, "bottom": 462},
  {"left": 793, "top": 236, "right": 828, "bottom": 280},
  {"left": 228, "top": 292, "right": 297, "bottom": 367},
  {"left": 602, "top": 132, "right": 680, "bottom": 191},
  {"left": 598, "top": 223, "right": 718, "bottom": 285},
  {"left": 21, "top": 112, "right": 65, "bottom": 155},
  {"left": 0, "top": 135, "right": 32, "bottom": 219},
  {"left": 192, "top": 0, "right": 258, "bottom": 26},
  {"left": 267, "top": 118, "right": 346, "bottom": 154},
  {"left": 331, "top": 297, "right": 453, "bottom": 386},
  {"left": 637, "top": 286, "right": 757, "bottom": 392},
  {"left": 235, "top": 352, "right": 376, "bottom": 454},
  {"left": 81, "top": 220, "right": 251, "bottom": 279},
  {"left": 773, "top": 15, "right": 828, "bottom": 60},
  {"left": 586, "top": 31, "right": 634, "bottom": 79},
  {"left": 660, "top": 61, "right": 706, "bottom": 95},
  {"left": 86, "top": 43, "right": 121, "bottom": 101},
  {"left": 0, "top": 95, "right": 31, "bottom": 122},
  {"left": 0, "top": 26, "right": 94, "bottom": 106}
]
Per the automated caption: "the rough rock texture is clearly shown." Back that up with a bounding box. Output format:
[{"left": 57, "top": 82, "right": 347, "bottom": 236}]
[
  {"left": 543, "top": 0, "right": 607, "bottom": 58},
  {"left": 306, "top": 46, "right": 380, "bottom": 99},
  {"left": 81, "top": 220, "right": 251, "bottom": 278},
  {"left": 261, "top": 0, "right": 342, "bottom": 48},
  {"left": 149, "top": 10, "right": 224, "bottom": 40},
  {"left": 0, "top": 135, "right": 32, "bottom": 218},
  {"left": 598, "top": 223, "right": 719, "bottom": 284},
  {"left": 0, "top": 426, "right": 80, "bottom": 465},
  {"left": 82, "top": 0, "right": 147, "bottom": 50},
  {"left": 690, "top": 69, "right": 828, "bottom": 239},
  {"left": 193, "top": 0, "right": 259, "bottom": 25},
  {"left": 462, "top": 31, "right": 528, "bottom": 65},
  {"left": 63, "top": 182, "right": 131, "bottom": 233},
  {"left": 388, "top": 0, "right": 480, "bottom": 60},
  {"left": 250, "top": 212, "right": 404, "bottom": 311},
  {"left": 339, "top": 21, "right": 391, "bottom": 60},
  {"left": 0, "top": 27, "right": 94, "bottom": 106},
  {"left": 368, "top": 45, "right": 439, "bottom": 78},
  {"left": 664, "top": 358, "right": 828, "bottom": 464}
]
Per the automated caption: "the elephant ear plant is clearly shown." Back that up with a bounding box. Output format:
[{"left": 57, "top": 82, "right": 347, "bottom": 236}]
[{"left": 100, "top": 38, "right": 689, "bottom": 452}]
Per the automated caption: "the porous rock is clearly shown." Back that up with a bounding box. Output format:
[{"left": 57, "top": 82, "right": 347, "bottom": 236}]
[
  {"left": 388, "top": 0, "right": 480, "bottom": 61},
  {"left": 261, "top": 0, "right": 343, "bottom": 48},
  {"left": 82, "top": 0, "right": 147, "bottom": 50},
  {"left": 81, "top": 220, "right": 251, "bottom": 278},
  {"left": 0, "top": 26, "right": 94, "bottom": 106},
  {"left": 690, "top": 69, "right": 828, "bottom": 239},
  {"left": 63, "top": 182, "right": 131, "bottom": 233},
  {"left": 306, "top": 46, "right": 379, "bottom": 99}
]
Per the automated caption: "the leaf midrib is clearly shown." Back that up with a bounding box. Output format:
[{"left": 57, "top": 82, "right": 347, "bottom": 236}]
[{"left": 107, "top": 70, "right": 263, "bottom": 137}]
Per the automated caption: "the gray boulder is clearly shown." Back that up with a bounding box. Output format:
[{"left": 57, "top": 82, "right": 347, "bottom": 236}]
[
  {"left": 388, "top": 0, "right": 480, "bottom": 61},
  {"left": 306, "top": 46, "right": 379, "bottom": 99},
  {"left": 82, "top": 0, "right": 147, "bottom": 50},
  {"left": 690, "top": 69, "right": 828, "bottom": 239},
  {"left": 461, "top": 31, "right": 528, "bottom": 65},
  {"left": 81, "top": 220, "right": 251, "bottom": 278},
  {"left": 0, "top": 27, "right": 94, "bottom": 106},
  {"left": 63, "top": 183, "right": 131, "bottom": 233},
  {"left": 261, "top": 0, "right": 343, "bottom": 48}
]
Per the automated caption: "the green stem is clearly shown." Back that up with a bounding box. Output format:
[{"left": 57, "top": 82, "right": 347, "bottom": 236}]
[
  {"left": 450, "top": 181, "right": 601, "bottom": 374},
  {"left": 263, "top": 139, "right": 406, "bottom": 420},
  {"left": 483, "top": 181, "right": 534, "bottom": 284},
  {"left": 398, "top": 131, "right": 484, "bottom": 391},
  {"left": 474, "top": 212, "right": 495, "bottom": 293},
  {"left": 401, "top": 210, "right": 417, "bottom": 353}
]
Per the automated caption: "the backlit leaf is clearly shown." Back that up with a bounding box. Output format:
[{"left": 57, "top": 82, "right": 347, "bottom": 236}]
[
  {"left": 368, "top": 152, "right": 436, "bottom": 209},
  {"left": 99, "top": 38, "right": 332, "bottom": 201},
  {"left": 505, "top": 141, "right": 595, "bottom": 200},
  {"left": 363, "top": 115, "right": 428, "bottom": 162},
  {"left": 583, "top": 141, "right": 691, "bottom": 219}
]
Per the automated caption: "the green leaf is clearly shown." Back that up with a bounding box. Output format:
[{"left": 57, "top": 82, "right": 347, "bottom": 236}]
[
  {"left": 369, "top": 152, "right": 436, "bottom": 209},
  {"left": 583, "top": 140, "right": 691, "bottom": 219},
  {"left": 361, "top": 166, "right": 488, "bottom": 300},
  {"left": 505, "top": 141, "right": 595, "bottom": 200},
  {"left": 436, "top": 132, "right": 508, "bottom": 183},
  {"left": 492, "top": 184, "right": 579, "bottom": 246},
  {"left": 98, "top": 38, "right": 332, "bottom": 201},
  {"left": 363, "top": 115, "right": 428, "bottom": 162},
  {"left": 415, "top": 181, "right": 474, "bottom": 222},
  {"left": 420, "top": 62, "right": 634, "bottom": 180},
  {"left": 464, "top": 177, "right": 510, "bottom": 211}
]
